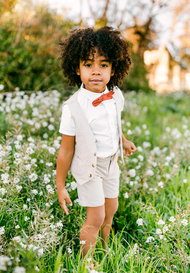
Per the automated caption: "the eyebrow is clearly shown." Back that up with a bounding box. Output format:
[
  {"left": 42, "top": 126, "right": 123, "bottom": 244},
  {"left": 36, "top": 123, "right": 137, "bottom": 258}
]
[{"left": 86, "top": 59, "right": 110, "bottom": 62}]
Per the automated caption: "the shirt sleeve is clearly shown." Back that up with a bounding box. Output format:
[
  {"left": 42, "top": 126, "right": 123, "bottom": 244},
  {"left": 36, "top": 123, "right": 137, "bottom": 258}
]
[
  {"left": 120, "top": 90, "right": 124, "bottom": 111},
  {"left": 115, "top": 87, "right": 124, "bottom": 111},
  {"left": 59, "top": 104, "right": 76, "bottom": 136}
]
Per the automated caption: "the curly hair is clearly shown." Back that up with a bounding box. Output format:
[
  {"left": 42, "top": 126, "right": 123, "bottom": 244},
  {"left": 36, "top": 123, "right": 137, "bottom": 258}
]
[{"left": 57, "top": 26, "right": 132, "bottom": 90}]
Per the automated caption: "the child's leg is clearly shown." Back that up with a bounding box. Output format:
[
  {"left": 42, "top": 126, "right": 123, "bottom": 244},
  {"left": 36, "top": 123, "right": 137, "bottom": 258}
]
[
  {"left": 100, "top": 197, "right": 118, "bottom": 248},
  {"left": 80, "top": 205, "right": 105, "bottom": 257}
]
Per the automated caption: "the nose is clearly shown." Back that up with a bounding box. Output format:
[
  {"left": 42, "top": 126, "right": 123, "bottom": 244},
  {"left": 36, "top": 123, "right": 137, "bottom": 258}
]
[{"left": 92, "top": 65, "right": 101, "bottom": 75}]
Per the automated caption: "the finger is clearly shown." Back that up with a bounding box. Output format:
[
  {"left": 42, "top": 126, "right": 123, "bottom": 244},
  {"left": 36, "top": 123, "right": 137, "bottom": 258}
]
[
  {"left": 65, "top": 196, "right": 72, "bottom": 206},
  {"left": 60, "top": 201, "right": 69, "bottom": 215}
]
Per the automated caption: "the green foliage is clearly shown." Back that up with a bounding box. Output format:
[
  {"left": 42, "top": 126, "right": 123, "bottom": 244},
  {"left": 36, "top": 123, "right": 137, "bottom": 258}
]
[
  {"left": 121, "top": 52, "right": 152, "bottom": 92},
  {"left": 0, "top": 89, "right": 190, "bottom": 272},
  {"left": 0, "top": 1, "right": 153, "bottom": 93},
  {"left": 0, "top": 2, "right": 76, "bottom": 92}
]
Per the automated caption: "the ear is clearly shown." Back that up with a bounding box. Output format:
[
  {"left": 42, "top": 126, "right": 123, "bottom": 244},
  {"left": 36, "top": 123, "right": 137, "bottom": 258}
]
[
  {"left": 111, "top": 69, "right": 114, "bottom": 77},
  {"left": 76, "top": 67, "right": 80, "bottom": 75}
]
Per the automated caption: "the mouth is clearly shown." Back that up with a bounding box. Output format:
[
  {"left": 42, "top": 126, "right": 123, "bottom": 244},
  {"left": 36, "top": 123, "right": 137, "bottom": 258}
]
[{"left": 90, "top": 79, "right": 102, "bottom": 84}]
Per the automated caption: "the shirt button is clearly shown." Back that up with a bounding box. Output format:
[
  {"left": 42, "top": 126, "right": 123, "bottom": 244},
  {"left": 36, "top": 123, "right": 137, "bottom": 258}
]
[
  {"left": 94, "top": 153, "right": 97, "bottom": 156},
  {"left": 88, "top": 174, "right": 92, "bottom": 178},
  {"left": 92, "top": 164, "right": 95, "bottom": 167}
]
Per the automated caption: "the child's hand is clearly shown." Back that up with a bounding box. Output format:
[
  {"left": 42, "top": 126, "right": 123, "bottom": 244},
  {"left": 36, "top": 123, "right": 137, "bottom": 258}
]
[
  {"left": 58, "top": 188, "right": 72, "bottom": 215},
  {"left": 123, "top": 139, "right": 136, "bottom": 157}
]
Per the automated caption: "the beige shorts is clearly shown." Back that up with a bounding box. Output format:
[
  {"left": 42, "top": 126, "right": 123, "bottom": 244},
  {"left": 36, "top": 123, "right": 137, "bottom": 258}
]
[{"left": 77, "top": 153, "right": 120, "bottom": 207}]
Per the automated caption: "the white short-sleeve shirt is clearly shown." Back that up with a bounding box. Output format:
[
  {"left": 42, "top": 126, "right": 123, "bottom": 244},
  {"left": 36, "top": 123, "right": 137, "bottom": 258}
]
[{"left": 59, "top": 84, "right": 124, "bottom": 158}]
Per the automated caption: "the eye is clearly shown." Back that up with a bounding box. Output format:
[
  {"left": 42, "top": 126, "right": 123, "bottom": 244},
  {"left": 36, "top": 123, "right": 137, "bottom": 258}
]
[
  {"left": 101, "top": 63, "right": 108, "bottom": 67},
  {"left": 85, "top": 63, "right": 91, "bottom": 67}
]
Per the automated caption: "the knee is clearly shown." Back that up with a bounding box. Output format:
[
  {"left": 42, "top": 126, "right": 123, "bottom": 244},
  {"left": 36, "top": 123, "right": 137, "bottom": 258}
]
[
  {"left": 105, "top": 200, "right": 118, "bottom": 220},
  {"left": 87, "top": 212, "right": 105, "bottom": 230}
]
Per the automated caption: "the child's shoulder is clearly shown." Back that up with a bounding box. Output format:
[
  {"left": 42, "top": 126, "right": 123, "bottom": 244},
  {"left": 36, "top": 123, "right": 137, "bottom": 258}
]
[
  {"left": 113, "top": 86, "right": 124, "bottom": 99},
  {"left": 63, "top": 90, "right": 80, "bottom": 105}
]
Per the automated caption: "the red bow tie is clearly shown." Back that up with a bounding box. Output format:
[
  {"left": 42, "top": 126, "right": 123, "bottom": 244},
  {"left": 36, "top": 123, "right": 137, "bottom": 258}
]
[{"left": 92, "top": 90, "right": 115, "bottom": 107}]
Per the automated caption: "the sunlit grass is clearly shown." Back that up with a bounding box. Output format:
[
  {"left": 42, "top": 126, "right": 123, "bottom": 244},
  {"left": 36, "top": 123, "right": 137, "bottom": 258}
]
[{"left": 0, "top": 89, "right": 190, "bottom": 272}]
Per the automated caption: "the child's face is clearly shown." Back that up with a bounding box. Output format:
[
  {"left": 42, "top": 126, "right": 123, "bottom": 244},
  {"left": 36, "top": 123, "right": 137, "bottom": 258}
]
[{"left": 76, "top": 50, "right": 114, "bottom": 93}]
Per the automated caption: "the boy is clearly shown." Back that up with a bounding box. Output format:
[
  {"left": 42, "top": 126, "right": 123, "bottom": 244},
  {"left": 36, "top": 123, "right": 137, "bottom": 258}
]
[{"left": 56, "top": 26, "right": 136, "bottom": 257}]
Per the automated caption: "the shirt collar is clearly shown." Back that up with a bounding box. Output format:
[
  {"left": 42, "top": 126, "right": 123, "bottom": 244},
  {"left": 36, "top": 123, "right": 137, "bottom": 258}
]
[{"left": 79, "top": 83, "right": 109, "bottom": 100}]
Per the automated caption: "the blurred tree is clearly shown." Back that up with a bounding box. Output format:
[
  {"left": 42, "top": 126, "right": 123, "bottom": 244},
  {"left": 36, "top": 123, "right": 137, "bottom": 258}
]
[
  {"left": 0, "top": 0, "right": 17, "bottom": 14},
  {"left": 86, "top": 0, "right": 168, "bottom": 55},
  {"left": 0, "top": 0, "right": 76, "bottom": 91},
  {"left": 168, "top": 0, "right": 190, "bottom": 69}
]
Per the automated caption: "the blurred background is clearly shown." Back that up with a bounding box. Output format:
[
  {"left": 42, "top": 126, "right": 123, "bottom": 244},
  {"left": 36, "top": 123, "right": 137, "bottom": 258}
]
[{"left": 0, "top": 0, "right": 190, "bottom": 93}]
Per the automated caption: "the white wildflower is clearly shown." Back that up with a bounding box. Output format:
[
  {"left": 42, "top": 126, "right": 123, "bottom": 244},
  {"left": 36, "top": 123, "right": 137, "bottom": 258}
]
[
  {"left": 12, "top": 236, "right": 22, "bottom": 243},
  {"left": 23, "top": 204, "right": 28, "bottom": 210},
  {"left": 32, "top": 210, "right": 38, "bottom": 216},
  {"left": 158, "top": 181, "right": 164, "bottom": 188},
  {"left": 43, "top": 133, "right": 48, "bottom": 139},
  {"left": 46, "top": 185, "right": 54, "bottom": 194},
  {"left": 128, "top": 169, "right": 136, "bottom": 177},
  {"left": 70, "top": 181, "right": 77, "bottom": 190},
  {"left": 67, "top": 247, "right": 72, "bottom": 254},
  {"left": 38, "top": 248, "right": 43, "bottom": 256},
  {"left": 44, "top": 174, "right": 50, "bottom": 184},
  {"left": 29, "top": 173, "right": 38, "bottom": 182},
  {"left": 0, "top": 84, "right": 4, "bottom": 90},
  {"left": 145, "top": 169, "right": 154, "bottom": 176},
  {"left": 181, "top": 219, "right": 188, "bottom": 227},
  {"left": 48, "top": 147, "right": 56, "bottom": 155},
  {"left": 143, "top": 141, "right": 151, "bottom": 148},
  {"left": 137, "top": 146, "right": 143, "bottom": 152},
  {"left": 0, "top": 226, "right": 5, "bottom": 235},
  {"left": 0, "top": 188, "right": 7, "bottom": 195},
  {"left": 46, "top": 162, "right": 53, "bottom": 166},
  {"left": 132, "top": 158, "right": 138, "bottom": 163},
  {"left": 0, "top": 256, "right": 12, "bottom": 271},
  {"left": 14, "top": 177, "right": 20, "bottom": 184},
  {"left": 165, "top": 174, "right": 170, "bottom": 179},
  {"left": 26, "top": 147, "right": 34, "bottom": 154},
  {"left": 80, "top": 240, "right": 86, "bottom": 245},
  {"left": 138, "top": 155, "right": 144, "bottom": 161},
  {"left": 48, "top": 124, "right": 55, "bottom": 130},
  {"left": 165, "top": 127, "right": 171, "bottom": 132},
  {"left": 56, "top": 221, "right": 63, "bottom": 228},
  {"left": 35, "top": 123, "right": 41, "bottom": 129},
  {"left": 156, "top": 229, "right": 162, "bottom": 235},
  {"left": 17, "top": 135, "right": 23, "bottom": 141},
  {"left": 136, "top": 218, "right": 143, "bottom": 226},
  {"left": 157, "top": 219, "right": 165, "bottom": 226},
  {"left": 163, "top": 225, "right": 169, "bottom": 233},
  {"left": 142, "top": 124, "right": 147, "bottom": 129},
  {"left": 31, "top": 189, "right": 38, "bottom": 195},
  {"left": 143, "top": 182, "right": 148, "bottom": 189},
  {"left": 171, "top": 128, "right": 182, "bottom": 139},
  {"left": 169, "top": 216, "right": 176, "bottom": 222},
  {"left": 146, "top": 236, "right": 155, "bottom": 243},
  {"left": 124, "top": 192, "right": 129, "bottom": 198},
  {"left": 165, "top": 156, "right": 172, "bottom": 162}
]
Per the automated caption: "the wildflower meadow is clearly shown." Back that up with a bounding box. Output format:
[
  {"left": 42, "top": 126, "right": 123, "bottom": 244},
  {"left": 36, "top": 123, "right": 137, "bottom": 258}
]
[{"left": 0, "top": 88, "right": 190, "bottom": 272}]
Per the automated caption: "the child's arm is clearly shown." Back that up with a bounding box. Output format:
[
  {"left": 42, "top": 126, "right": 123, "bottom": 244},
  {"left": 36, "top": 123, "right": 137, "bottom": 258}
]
[
  {"left": 56, "top": 134, "right": 75, "bottom": 215},
  {"left": 122, "top": 133, "right": 136, "bottom": 157}
]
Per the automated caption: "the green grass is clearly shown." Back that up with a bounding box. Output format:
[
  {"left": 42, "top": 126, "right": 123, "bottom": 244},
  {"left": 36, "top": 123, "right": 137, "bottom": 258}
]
[{"left": 0, "top": 89, "right": 190, "bottom": 272}]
